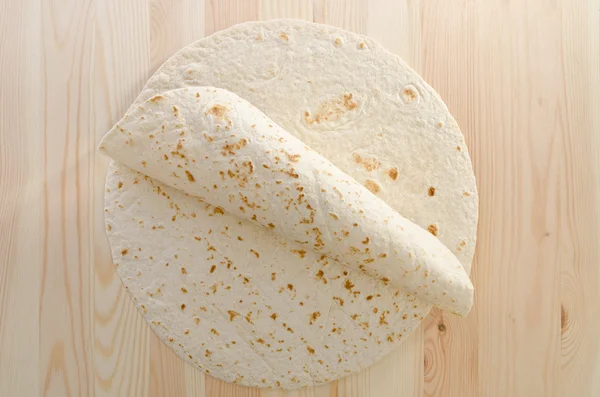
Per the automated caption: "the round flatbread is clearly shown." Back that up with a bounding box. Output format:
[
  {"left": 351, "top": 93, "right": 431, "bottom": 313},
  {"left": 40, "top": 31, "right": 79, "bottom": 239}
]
[{"left": 103, "top": 19, "right": 478, "bottom": 389}]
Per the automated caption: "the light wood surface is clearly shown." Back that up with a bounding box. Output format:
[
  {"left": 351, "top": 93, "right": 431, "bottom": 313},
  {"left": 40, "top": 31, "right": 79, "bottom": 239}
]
[{"left": 1, "top": 0, "right": 599, "bottom": 396}]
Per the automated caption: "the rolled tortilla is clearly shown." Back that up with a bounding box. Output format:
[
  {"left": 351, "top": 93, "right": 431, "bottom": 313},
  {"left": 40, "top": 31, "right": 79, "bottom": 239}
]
[{"left": 99, "top": 87, "right": 473, "bottom": 315}]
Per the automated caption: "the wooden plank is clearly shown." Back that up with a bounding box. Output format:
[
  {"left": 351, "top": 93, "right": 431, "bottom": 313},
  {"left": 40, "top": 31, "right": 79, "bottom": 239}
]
[
  {"left": 93, "top": 1, "right": 153, "bottom": 396},
  {"left": 37, "top": 1, "right": 98, "bottom": 396},
  {"left": 559, "top": 0, "right": 600, "bottom": 396},
  {"left": 0, "top": 0, "right": 42, "bottom": 396}
]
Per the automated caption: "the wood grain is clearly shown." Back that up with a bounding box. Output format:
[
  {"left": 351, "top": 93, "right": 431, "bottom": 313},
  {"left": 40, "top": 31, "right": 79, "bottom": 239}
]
[
  {"left": 1, "top": 0, "right": 600, "bottom": 396},
  {"left": 0, "top": 1, "right": 42, "bottom": 396}
]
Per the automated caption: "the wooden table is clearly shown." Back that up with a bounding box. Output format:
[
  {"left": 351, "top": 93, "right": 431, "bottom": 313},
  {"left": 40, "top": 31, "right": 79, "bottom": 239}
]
[{"left": 2, "top": 1, "right": 599, "bottom": 396}]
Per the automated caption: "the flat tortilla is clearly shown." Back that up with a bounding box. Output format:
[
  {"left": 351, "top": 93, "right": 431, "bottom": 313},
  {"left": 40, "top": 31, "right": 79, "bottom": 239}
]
[{"left": 102, "top": 19, "right": 478, "bottom": 389}]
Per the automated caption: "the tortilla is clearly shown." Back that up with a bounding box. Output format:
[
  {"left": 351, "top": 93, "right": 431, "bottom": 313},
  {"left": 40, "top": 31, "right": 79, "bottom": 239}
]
[
  {"left": 100, "top": 87, "right": 473, "bottom": 316},
  {"left": 102, "top": 19, "right": 478, "bottom": 389}
]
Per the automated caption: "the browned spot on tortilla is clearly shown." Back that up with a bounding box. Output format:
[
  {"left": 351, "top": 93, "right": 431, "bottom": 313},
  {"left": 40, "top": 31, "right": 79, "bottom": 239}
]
[
  {"left": 284, "top": 169, "right": 299, "bottom": 178},
  {"left": 210, "top": 328, "right": 219, "bottom": 335},
  {"left": 150, "top": 95, "right": 163, "bottom": 103},
  {"left": 279, "top": 33, "right": 289, "bottom": 41},
  {"left": 118, "top": 181, "right": 123, "bottom": 189},
  {"left": 245, "top": 312, "right": 254, "bottom": 324},
  {"left": 292, "top": 249, "right": 306, "bottom": 258},
  {"left": 315, "top": 270, "right": 327, "bottom": 284},
  {"left": 366, "top": 295, "right": 374, "bottom": 301},
  {"left": 352, "top": 153, "right": 381, "bottom": 171},
  {"left": 172, "top": 105, "right": 179, "bottom": 117},
  {"left": 207, "top": 104, "right": 229, "bottom": 120},
  {"left": 222, "top": 138, "right": 248, "bottom": 155},
  {"left": 428, "top": 186, "right": 436, "bottom": 196},
  {"left": 328, "top": 212, "right": 339, "bottom": 220},
  {"left": 344, "top": 280, "right": 354, "bottom": 290},
  {"left": 334, "top": 38, "right": 342, "bottom": 47},
  {"left": 107, "top": 224, "right": 112, "bottom": 231},
  {"left": 213, "top": 207, "right": 224, "bottom": 215},
  {"left": 304, "top": 93, "right": 358, "bottom": 125},
  {"left": 181, "top": 304, "right": 186, "bottom": 311},
  {"left": 185, "top": 170, "right": 195, "bottom": 182},
  {"left": 359, "top": 42, "right": 366, "bottom": 49},
  {"left": 163, "top": 154, "right": 169, "bottom": 161},
  {"left": 121, "top": 249, "right": 128, "bottom": 256},
  {"left": 307, "top": 346, "right": 315, "bottom": 354},
  {"left": 456, "top": 146, "right": 461, "bottom": 151},
  {"left": 333, "top": 297, "right": 344, "bottom": 306},
  {"left": 387, "top": 167, "right": 399, "bottom": 181},
  {"left": 196, "top": 92, "right": 200, "bottom": 98},
  {"left": 227, "top": 310, "right": 239, "bottom": 321},
  {"left": 210, "top": 265, "right": 216, "bottom": 273},
  {"left": 243, "top": 161, "right": 254, "bottom": 173},
  {"left": 181, "top": 267, "right": 187, "bottom": 274},
  {"left": 256, "top": 34, "right": 263, "bottom": 41},
  {"left": 402, "top": 87, "right": 418, "bottom": 103},
  {"left": 310, "top": 312, "right": 321, "bottom": 324},
  {"left": 286, "top": 152, "right": 301, "bottom": 162},
  {"left": 364, "top": 180, "right": 381, "bottom": 194},
  {"left": 250, "top": 249, "right": 260, "bottom": 258},
  {"left": 362, "top": 237, "right": 370, "bottom": 244},
  {"left": 427, "top": 224, "right": 439, "bottom": 236},
  {"left": 464, "top": 191, "right": 471, "bottom": 197}
]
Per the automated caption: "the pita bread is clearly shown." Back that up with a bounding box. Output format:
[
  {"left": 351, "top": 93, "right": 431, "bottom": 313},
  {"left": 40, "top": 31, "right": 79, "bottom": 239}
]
[
  {"left": 102, "top": 19, "right": 478, "bottom": 389},
  {"left": 100, "top": 87, "right": 473, "bottom": 316}
]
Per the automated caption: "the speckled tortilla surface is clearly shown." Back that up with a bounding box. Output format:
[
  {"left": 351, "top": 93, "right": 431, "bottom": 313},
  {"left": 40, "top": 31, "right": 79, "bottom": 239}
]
[{"left": 103, "top": 19, "right": 478, "bottom": 389}]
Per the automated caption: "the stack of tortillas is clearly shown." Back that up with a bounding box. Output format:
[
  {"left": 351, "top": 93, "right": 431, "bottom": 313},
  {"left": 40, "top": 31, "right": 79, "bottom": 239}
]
[{"left": 100, "top": 19, "right": 478, "bottom": 389}]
